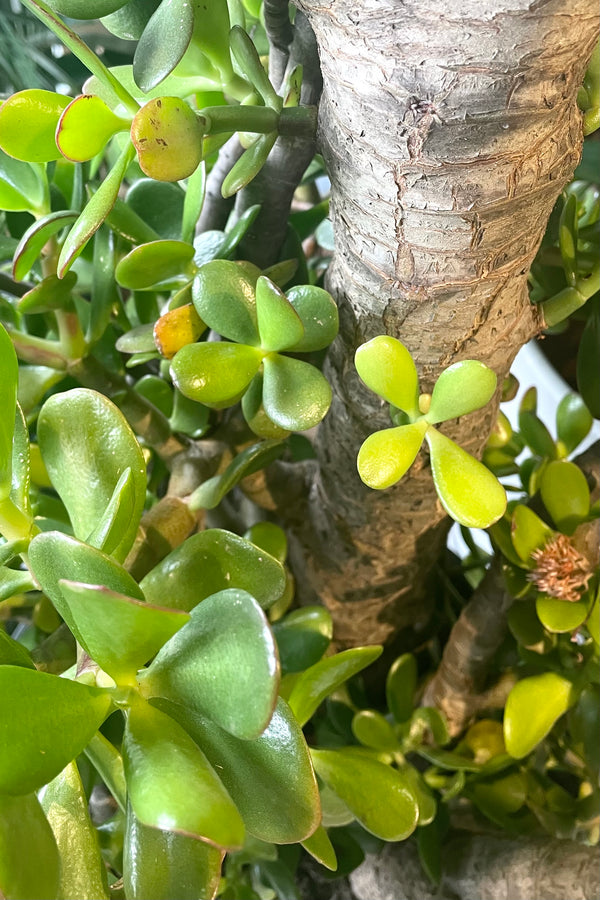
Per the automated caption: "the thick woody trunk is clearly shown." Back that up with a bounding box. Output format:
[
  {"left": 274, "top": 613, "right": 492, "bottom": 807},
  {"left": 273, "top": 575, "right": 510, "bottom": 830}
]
[{"left": 290, "top": 0, "right": 598, "bottom": 646}]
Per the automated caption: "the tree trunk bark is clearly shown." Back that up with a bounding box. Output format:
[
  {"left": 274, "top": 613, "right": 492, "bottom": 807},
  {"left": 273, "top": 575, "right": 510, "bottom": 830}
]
[{"left": 289, "top": 0, "right": 599, "bottom": 646}]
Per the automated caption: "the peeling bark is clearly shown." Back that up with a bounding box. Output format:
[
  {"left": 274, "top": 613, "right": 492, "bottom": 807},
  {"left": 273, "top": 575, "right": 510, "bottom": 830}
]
[{"left": 289, "top": 0, "right": 599, "bottom": 646}]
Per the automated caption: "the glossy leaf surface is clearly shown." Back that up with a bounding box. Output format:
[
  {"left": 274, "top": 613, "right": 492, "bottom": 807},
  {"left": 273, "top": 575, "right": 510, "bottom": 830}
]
[
  {"left": 124, "top": 803, "right": 223, "bottom": 900},
  {"left": 141, "top": 589, "right": 279, "bottom": 740},
  {"left": 56, "top": 95, "right": 129, "bottom": 162},
  {"left": 272, "top": 606, "right": 333, "bottom": 674},
  {"left": 192, "top": 260, "right": 259, "bottom": 345},
  {"left": 140, "top": 529, "right": 286, "bottom": 611},
  {"left": 171, "top": 341, "right": 262, "bottom": 407},
  {"left": 58, "top": 580, "right": 189, "bottom": 683},
  {"left": 0, "top": 149, "right": 45, "bottom": 211},
  {"left": 352, "top": 710, "right": 399, "bottom": 751},
  {"left": 311, "top": 748, "right": 418, "bottom": 840},
  {"left": 556, "top": 392, "right": 593, "bottom": 454},
  {"left": 0, "top": 628, "right": 35, "bottom": 668},
  {"left": 37, "top": 389, "right": 146, "bottom": 561},
  {"left": 535, "top": 595, "right": 590, "bottom": 633},
  {"left": 131, "top": 96, "right": 203, "bottom": 181},
  {"left": 255, "top": 276, "right": 304, "bottom": 352},
  {"left": 0, "top": 666, "right": 111, "bottom": 795},
  {"left": 262, "top": 354, "right": 332, "bottom": 431},
  {"left": 285, "top": 284, "right": 339, "bottom": 352},
  {"left": 386, "top": 652, "right": 417, "bottom": 723},
  {"left": 221, "top": 132, "right": 277, "bottom": 198},
  {"left": 0, "top": 323, "right": 18, "bottom": 500},
  {"left": 0, "top": 89, "right": 69, "bottom": 162},
  {"left": 426, "top": 428, "right": 507, "bottom": 527},
  {"left": 161, "top": 697, "right": 321, "bottom": 844},
  {"left": 539, "top": 460, "right": 589, "bottom": 534},
  {"left": 28, "top": 531, "right": 144, "bottom": 637},
  {"left": 154, "top": 303, "right": 206, "bottom": 358},
  {"left": 18, "top": 272, "right": 78, "bottom": 314},
  {"left": 116, "top": 240, "right": 195, "bottom": 290},
  {"left": 301, "top": 825, "right": 337, "bottom": 872},
  {"left": 133, "top": 0, "right": 195, "bottom": 92},
  {"left": 44, "top": 0, "right": 128, "bottom": 15},
  {"left": 0, "top": 793, "right": 60, "bottom": 900},
  {"left": 287, "top": 646, "right": 382, "bottom": 727},
  {"left": 40, "top": 762, "right": 109, "bottom": 900},
  {"left": 12, "top": 210, "right": 77, "bottom": 281},
  {"left": 504, "top": 672, "right": 574, "bottom": 759},
  {"left": 355, "top": 336, "right": 420, "bottom": 417},
  {"left": 123, "top": 699, "right": 244, "bottom": 848},
  {"left": 357, "top": 422, "right": 427, "bottom": 490},
  {"left": 190, "top": 439, "right": 285, "bottom": 510},
  {"left": 510, "top": 505, "right": 554, "bottom": 563},
  {"left": 426, "top": 360, "right": 497, "bottom": 424}
]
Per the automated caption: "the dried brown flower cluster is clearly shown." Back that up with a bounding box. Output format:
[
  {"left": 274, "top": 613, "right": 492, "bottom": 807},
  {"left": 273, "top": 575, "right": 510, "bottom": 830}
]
[{"left": 528, "top": 534, "right": 593, "bottom": 603}]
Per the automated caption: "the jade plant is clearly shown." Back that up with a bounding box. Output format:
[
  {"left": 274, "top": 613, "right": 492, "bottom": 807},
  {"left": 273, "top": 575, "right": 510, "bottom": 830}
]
[{"left": 355, "top": 335, "right": 506, "bottom": 528}]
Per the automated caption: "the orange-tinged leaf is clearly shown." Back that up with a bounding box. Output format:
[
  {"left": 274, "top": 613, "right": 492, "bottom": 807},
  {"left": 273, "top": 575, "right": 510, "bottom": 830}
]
[{"left": 154, "top": 304, "right": 206, "bottom": 359}]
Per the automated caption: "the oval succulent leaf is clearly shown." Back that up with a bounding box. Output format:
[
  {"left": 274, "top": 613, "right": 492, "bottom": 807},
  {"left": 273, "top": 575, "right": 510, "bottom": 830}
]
[
  {"left": 272, "top": 606, "right": 333, "bottom": 674},
  {"left": 56, "top": 95, "right": 130, "bottom": 162},
  {"left": 123, "top": 698, "right": 245, "bottom": 849},
  {"left": 285, "top": 284, "right": 339, "bottom": 352},
  {"left": 160, "top": 697, "right": 321, "bottom": 844},
  {"left": 192, "top": 260, "right": 260, "bottom": 345},
  {"left": 40, "top": 762, "right": 110, "bottom": 900},
  {"left": 301, "top": 825, "right": 338, "bottom": 872},
  {"left": 535, "top": 595, "right": 590, "bottom": 634},
  {"left": 44, "top": 0, "right": 129, "bottom": 16},
  {"left": 357, "top": 421, "right": 428, "bottom": 490},
  {"left": 0, "top": 89, "right": 69, "bottom": 162},
  {"left": 171, "top": 341, "right": 262, "bottom": 407},
  {"left": 287, "top": 646, "right": 383, "bottom": 727},
  {"left": 426, "top": 360, "right": 497, "bottom": 424},
  {"left": 311, "top": 748, "right": 419, "bottom": 841},
  {"left": 190, "top": 439, "right": 285, "bottom": 510},
  {"left": 141, "top": 588, "right": 279, "bottom": 740},
  {"left": 221, "top": 133, "right": 278, "bottom": 199},
  {"left": 539, "top": 460, "right": 590, "bottom": 534},
  {"left": 37, "top": 388, "right": 146, "bottom": 561},
  {"left": 0, "top": 323, "right": 18, "bottom": 501},
  {"left": 124, "top": 803, "right": 224, "bottom": 900},
  {"left": 154, "top": 303, "right": 206, "bottom": 358},
  {"left": 255, "top": 276, "right": 304, "bottom": 352},
  {"left": 351, "top": 710, "right": 399, "bottom": 751},
  {"left": 386, "top": 653, "right": 417, "bottom": 723},
  {"left": 556, "top": 392, "right": 593, "bottom": 454},
  {"left": 262, "top": 354, "right": 332, "bottom": 432},
  {"left": 115, "top": 240, "right": 196, "bottom": 290},
  {"left": 0, "top": 666, "right": 111, "bottom": 795},
  {"left": 14, "top": 208, "right": 78, "bottom": 279},
  {"left": 0, "top": 148, "right": 46, "bottom": 212},
  {"left": 503, "top": 672, "right": 574, "bottom": 759},
  {"left": 355, "top": 336, "right": 420, "bottom": 417},
  {"left": 133, "top": 0, "right": 195, "bottom": 92},
  {"left": 140, "top": 529, "right": 286, "bottom": 612},
  {"left": 131, "top": 96, "right": 204, "bottom": 181},
  {"left": 510, "top": 504, "right": 555, "bottom": 564},
  {"left": 425, "top": 428, "right": 507, "bottom": 528},
  {"left": 57, "top": 580, "right": 190, "bottom": 684},
  {"left": 0, "top": 793, "right": 60, "bottom": 900}
]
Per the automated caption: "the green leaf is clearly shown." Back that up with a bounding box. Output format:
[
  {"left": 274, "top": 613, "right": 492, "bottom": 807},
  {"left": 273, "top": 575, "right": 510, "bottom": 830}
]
[
  {"left": 140, "top": 588, "right": 279, "bottom": 740},
  {"left": 18, "top": 272, "right": 78, "bottom": 314},
  {"left": 44, "top": 0, "right": 129, "bottom": 16},
  {"left": 57, "top": 580, "right": 189, "bottom": 684},
  {"left": 242, "top": 371, "right": 292, "bottom": 439},
  {"left": 229, "top": 26, "right": 280, "bottom": 109},
  {"left": 355, "top": 336, "right": 420, "bottom": 417},
  {"left": 386, "top": 653, "right": 417, "bottom": 723},
  {"left": 28, "top": 531, "right": 144, "bottom": 637},
  {"left": 56, "top": 95, "right": 130, "bottom": 162},
  {"left": 0, "top": 793, "right": 60, "bottom": 900},
  {"left": 262, "top": 354, "right": 332, "bottom": 431},
  {"left": 559, "top": 192, "right": 578, "bottom": 285},
  {"left": 189, "top": 439, "right": 285, "bottom": 510},
  {"left": 126, "top": 178, "right": 185, "bottom": 240},
  {"left": 287, "top": 646, "right": 382, "bottom": 727},
  {"left": 352, "top": 710, "right": 399, "bottom": 751},
  {"left": 311, "top": 748, "right": 418, "bottom": 841},
  {"left": 518, "top": 392, "right": 557, "bottom": 459},
  {"left": 84, "top": 468, "right": 137, "bottom": 558},
  {"left": 0, "top": 323, "right": 18, "bottom": 501},
  {"left": 397, "top": 764, "right": 436, "bottom": 826},
  {"left": 0, "top": 666, "right": 111, "bottom": 795},
  {"left": 171, "top": 341, "right": 262, "bottom": 407},
  {"left": 255, "top": 276, "right": 304, "bottom": 352},
  {"left": 285, "top": 284, "right": 339, "bottom": 352},
  {"left": 116, "top": 324, "right": 157, "bottom": 354},
  {"left": 415, "top": 747, "right": 482, "bottom": 772},
  {"left": 159, "top": 697, "right": 321, "bottom": 844},
  {"left": 40, "top": 762, "right": 109, "bottom": 900},
  {"left": 192, "top": 260, "right": 260, "bottom": 345},
  {"left": 426, "top": 360, "right": 497, "bottom": 424},
  {"left": 181, "top": 161, "right": 206, "bottom": 244},
  {"left": 301, "top": 825, "right": 337, "bottom": 872},
  {"left": 116, "top": 240, "right": 195, "bottom": 290},
  {"left": 58, "top": 142, "right": 135, "bottom": 276},
  {"left": 0, "top": 566, "right": 36, "bottom": 600},
  {"left": 426, "top": 428, "right": 507, "bottom": 528},
  {"left": 131, "top": 96, "right": 204, "bottom": 182},
  {"left": 124, "top": 803, "right": 224, "bottom": 900},
  {"left": 0, "top": 89, "right": 69, "bottom": 162},
  {"left": 504, "top": 672, "right": 575, "bottom": 759},
  {"left": 133, "top": 0, "right": 195, "bottom": 92},
  {"left": 0, "top": 148, "right": 45, "bottom": 211},
  {"left": 37, "top": 388, "right": 146, "bottom": 562},
  {"left": 510, "top": 505, "right": 554, "bottom": 564},
  {"left": 577, "top": 307, "right": 600, "bottom": 419},
  {"left": 0, "top": 628, "right": 35, "bottom": 668},
  {"left": 101, "top": 0, "right": 161, "bottom": 40},
  {"left": 272, "top": 606, "right": 333, "bottom": 674},
  {"left": 357, "top": 421, "right": 427, "bottom": 490},
  {"left": 539, "top": 460, "right": 590, "bottom": 534},
  {"left": 535, "top": 595, "right": 590, "bottom": 633},
  {"left": 123, "top": 698, "right": 245, "bottom": 849},
  {"left": 556, "top": 393, "right": 593, "bottom": 454},
  {"left": 245, "top": 521, "right": 288, "bottom": 563},
  {"left": 10, "top": 404, "right": 30, "bottom": 516},
  {"left": 221, "top": 132, "right": 278, "bottom": 198},
  {"left": 507, "top": 601, "right": 545, "bottom": 646},
  {"left": 140, "top": 529, "right": 286, "bottom": 611}
]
